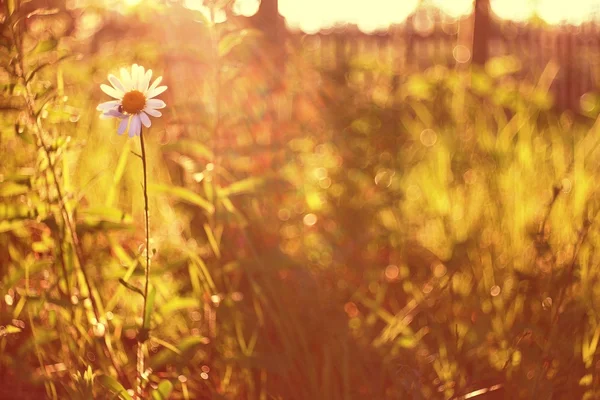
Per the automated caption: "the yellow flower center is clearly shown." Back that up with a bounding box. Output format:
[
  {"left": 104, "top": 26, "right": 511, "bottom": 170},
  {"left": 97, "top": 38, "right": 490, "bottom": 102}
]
[{"left": 121, "top": 90, "right": 146, "bottom": 114}]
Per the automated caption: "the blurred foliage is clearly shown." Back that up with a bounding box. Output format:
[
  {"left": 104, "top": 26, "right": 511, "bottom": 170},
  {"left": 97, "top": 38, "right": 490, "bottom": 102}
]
[{"left": 3, "top": 0, "right": 600, "bottom": 399}]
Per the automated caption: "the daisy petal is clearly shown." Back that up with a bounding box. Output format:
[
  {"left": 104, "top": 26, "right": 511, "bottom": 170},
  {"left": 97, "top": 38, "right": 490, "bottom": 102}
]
[
  {"left": 129, "top": 114, "right": 142, "bottom": 137},
  {"left": 138, "top": 65, "right": 146, "bottom": 86},
  {"left": 143, "top": 107, "right": 162, "bottom": 117},
  {"left": 132, "top": 64, "right": 143, "bottom": 90},
  {"left": 142, "top": 69, "right": 152, "bottom": 93},
  {"left": 101, "top": 84, "right": 123, "bottom": 99},
  {"left": 120, "top": 68, "right": 132, "bottom": 90},
  {"left": 130, "top": 65, "right": 138, "bottom": 90},
  {"left": 139, "top": 111, "right": 151, "bottom": 128},
  {"left": 96, "top": 100, "right": 120, "bottom": 111},
  {"left": 118, "top": 117, "right": 129, "bottom": 135},
  {"left": 146, "top": 99, "right": 166, "bottom": 109},
  {"left": 108, "top": 74, "right": 125, "bottom": 92},
  {"left": 103, "top": 109, "right": 125, "bottom": 118},
  {"left": 148, "top": 76, "right": 163, "bottom": 92},
  {"left": 147, "top": 85, "right": 168, "bottom": 99}
]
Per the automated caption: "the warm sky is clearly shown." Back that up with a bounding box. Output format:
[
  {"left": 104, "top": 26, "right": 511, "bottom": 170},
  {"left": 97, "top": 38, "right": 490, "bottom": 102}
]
[{"left": 227, "top": 0, "right": 599, "bottom": 33}]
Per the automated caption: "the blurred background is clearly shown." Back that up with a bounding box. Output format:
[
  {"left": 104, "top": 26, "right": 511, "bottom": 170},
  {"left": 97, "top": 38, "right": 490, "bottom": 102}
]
[{"left": 3, "top": 0, "right": 600, "bottom": 399}]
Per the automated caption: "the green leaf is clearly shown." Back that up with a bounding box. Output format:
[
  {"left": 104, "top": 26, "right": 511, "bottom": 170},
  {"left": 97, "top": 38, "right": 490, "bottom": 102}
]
[
  {"left": 97, "top": 375, "right": 133, "bottom": 400},
  {"left": 151, "top": 380, "right": 173, "bottom": 400},
  {"left": 185, "top": 249, "right": 216, "bottom": 292},
  {"left": 150, "top": 336, "right": 206, "bottom": 370},
  {"left": 0, "top": 182, "right": 29, "bottom": 197},
  {"left": 1, "top": 170, "right": 34, "bottom": 184},
  {"left": 203, "top": 223, "right": 221, "bottom": 258},
  {"left": 149, "top": 183, "right": 215, "bottom": 214},
  {"left": 4, "top": 260, "right": 51, "bottom": 289},
  {"left": 218, "top": 29, "right": 262, "bottom": 57},
  {"left": 0, "top": 203, "right": 35, "bottom": 221},
  {"left": 220, "top": 197, "right": 248, "bottom": 225},
  {"left": 79, "top": 206, "right": 130, "bottom": 221},
  {"left": 118, "top": 278, "right": 144, "bottom": 297},
  {"left": 27, "top": 8, "right": 60, "bottom": 18},
  {"left": 405, "top": 75, "right": 432, "bottom": 100},
  {"left": 164, "top": 140, "right": 213, "bottom": 160},
  {"left": 5, "top": 325, "right": 22, "bottom": 334},
  {"left": 218, "top": 177, "right": 264, "bottom": 198},
  {"left": 149, "top": 336, "right": 182, "bottom": 356},
  {"left": 77, "top": 206, "right": 133, "bottom": 234},
  {"left": 107, "top": 140, "right": 131, "bottom": 206},
  {"left": 17, "top": 330, "right": 58, "bottom": 356},
  {"left": 0, "top": 220, "right": 25, "bottom": 233},
  {"left": 203, "top": 178, "right": 214, "bottom": 203},
  {"left": 485, "top": 55, "right": 522, "bottom": 79},
  {"left": 26, "top": 53, "right": 75, "bottom": 83},
  {"left": 15, "top": 124, "right": 34, "bottom": 144},
  {"left": 32, "top": 240, "right": 51, "bottom": 253},
  {"left": 32, "top": 38, "right": 58, "bottom": 54},
  {"left": 77, "top": 220, "right": 133, "bottom": 234},
  {"left": 159, "top": 297, "right": 199, "bottom": 316},
  {"left": 378, "top": 208, "right": 399, "bottom": 231},
  {"left": 580, "top": 374, "right": 593, "bottom": 386}
]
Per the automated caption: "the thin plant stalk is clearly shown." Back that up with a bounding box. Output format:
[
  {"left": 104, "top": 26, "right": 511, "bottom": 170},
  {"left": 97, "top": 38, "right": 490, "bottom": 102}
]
[
  {"left": 7, "top": 0, "right": 127, "bottom": 385},
  {"left": 137, "top": 127, "right": 152, "bottom": 398}
]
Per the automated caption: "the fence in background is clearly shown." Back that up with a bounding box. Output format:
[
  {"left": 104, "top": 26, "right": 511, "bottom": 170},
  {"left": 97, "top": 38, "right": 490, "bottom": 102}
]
[{"left": 287, "top": 7, "right": 600, "bottom": 112}]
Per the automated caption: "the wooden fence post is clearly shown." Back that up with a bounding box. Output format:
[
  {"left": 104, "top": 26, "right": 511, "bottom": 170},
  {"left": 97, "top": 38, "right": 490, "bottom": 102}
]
[
  {"left": 250, "top": 0, "right": 284, "bottom": 47},
  {"left": 405, "top": 14, "right": 415, "bottom": 68},
  {"left": 472, "top": 0, "right": 491, "bottom": 66}
]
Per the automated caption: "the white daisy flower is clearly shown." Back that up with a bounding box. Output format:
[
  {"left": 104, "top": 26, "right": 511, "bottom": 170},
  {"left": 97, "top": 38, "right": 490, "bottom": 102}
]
[{"left": 97, "top": 64, "right": 167, "bottom": 137}]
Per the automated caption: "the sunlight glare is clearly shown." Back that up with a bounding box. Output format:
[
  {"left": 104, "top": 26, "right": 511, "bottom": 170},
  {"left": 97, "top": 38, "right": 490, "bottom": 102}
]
[
  {"left": 280, "top": 0, "right": 419, "bottom": 33},
  {"left": 492, "top": 0, "right": 596, "bottom": 24},
  {"left": 279, "top": 0, "right": 597, "bottom": 33},
  {"left": 431, "top": 0, "right": 473, "bottom": 18},
  {"left": 233, "top": 0, "right": 260, "bottom": 17},
  {"left": 537, "top": 0, "right": 596, "bottom": 25},
  {"left": 184, "top": 0, "right": 227, "bottom": 23},
  {"left": 176, "top": 0, "right": 600, "bottom": 31},
  {"left": 490, "top": 0, "right": 535, "bottom": 22}
]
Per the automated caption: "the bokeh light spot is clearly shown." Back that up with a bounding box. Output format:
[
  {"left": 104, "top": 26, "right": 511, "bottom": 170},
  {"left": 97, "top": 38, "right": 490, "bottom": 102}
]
[
  {"left": 490, "top": 285, "right": 501, "bottom": 297},
  {"left": 278, "top": 208, "right": 291, "bottom": 221},
  {"left": 385, "top": 264, "right": 399, "bottom": 281},
  {"left": 375, "top": 169, "right": 395, "bottom": 187},
  {"left": 433, "top": 262, "right": 447, "bottom": 278},
  {"left": 420, "top": 129, "right": 438, "bottom": 147},
  {"left": 580, "top": 93, "right": 596, "bottom": 113},
  {"left": 344, "top": 302, "right": 359, "bottom": 318},
  {"left": 542, "top": 297, "right": 553, "bottom": 310},
  {"left": 93, "top": 322, "right": 106, "bottom": 337},
  {"left": 303, "top": 213, "right": 318, "bottom": 226},
  {"left": 453, "top": 45, "right": 471, "bottom": 64}
]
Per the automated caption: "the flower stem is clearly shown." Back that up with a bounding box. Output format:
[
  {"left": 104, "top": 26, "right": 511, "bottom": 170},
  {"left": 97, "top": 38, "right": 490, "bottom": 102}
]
[{"left": 137, "top": 127, "right": 151, "bottom": 398}]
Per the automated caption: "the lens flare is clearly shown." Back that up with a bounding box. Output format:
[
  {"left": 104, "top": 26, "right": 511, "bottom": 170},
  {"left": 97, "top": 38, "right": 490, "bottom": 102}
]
[{"left": 279, "top": 0, "right": 596, "bottom": 32}]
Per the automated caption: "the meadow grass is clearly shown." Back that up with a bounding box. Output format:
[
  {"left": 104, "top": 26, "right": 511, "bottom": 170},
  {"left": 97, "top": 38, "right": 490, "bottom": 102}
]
[{"left": 2, "top": 1, "right": 600, "bottom": 399}]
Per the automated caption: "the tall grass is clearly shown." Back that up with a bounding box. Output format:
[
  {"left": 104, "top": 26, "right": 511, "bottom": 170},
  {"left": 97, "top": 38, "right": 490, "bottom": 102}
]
[{"left": 2, "top": 0, "right": 600, "bottom": 399}]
